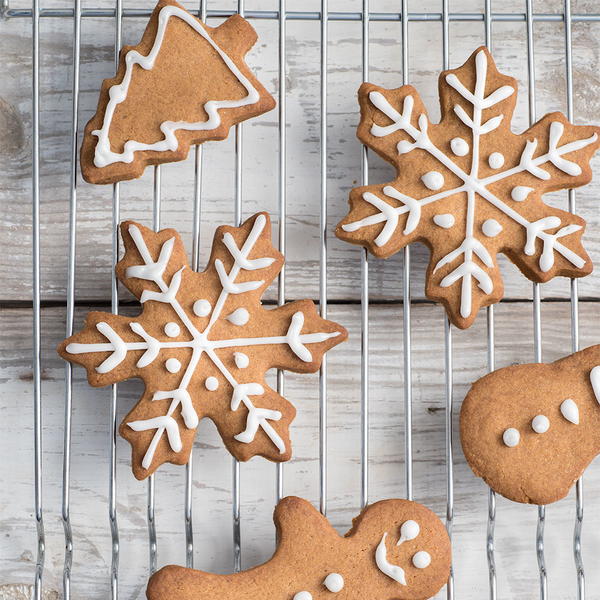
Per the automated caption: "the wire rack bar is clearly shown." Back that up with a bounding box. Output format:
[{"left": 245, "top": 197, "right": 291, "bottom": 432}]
[
  {"left": 31, "top": 0, "right": 44, "bottom": 595},
  {"left": 319, "top": 0, "right": 329, "bottom": 518},
  {"left": 275, "top": 0, "right": 286, "bottom": 505},
  {"left": 484, "top": 3, "right": 497, "bottom": 600},
  {"left": 61, "top": 0, "right": 81, "bottom": 597},
  {"left": 563, "top": 0, "right": 585, "bottom": 596},
  {"left": 401, "top": 0, "right": 413, "bottom": 505},
  {"left": 360, "top": 0, "right": 370, "bottom": 511},
  {"left": 6, "top": 8, "right": 600, "bottom": 21}
]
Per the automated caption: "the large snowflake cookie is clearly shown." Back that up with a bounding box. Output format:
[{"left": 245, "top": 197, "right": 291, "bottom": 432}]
[
  {"left": 80, "top": 0, "right": 276, "bottom": 184},
  {"left": 147, "top": 496, "right": 451, "bottom": 600},
  {"left": 336, "top": 47, "right": 600, "bottom": 329},
  {"left": 57, "top": 213, "right": 347, "bottom": 479},
  {"left": 461, "top": 346, "right": 600, "bottom": 504}
]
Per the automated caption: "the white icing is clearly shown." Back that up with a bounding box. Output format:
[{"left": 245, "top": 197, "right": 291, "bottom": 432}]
[
  {"left": 560, "top": 398, "right": 579, "bottom": 425},
  {"left": 590, "top": 366, "right": 600, "bottom": 404},
  {"left": 293, "top": 593, "right": 312, "bottom": 600},
  {"left": 92, "top": 5, "right": 261, "bottom": 167},
  {"left": 234, "top": 351, "right": 249, "bottom": 369},
  {"left": 531, "top": 414, "right": 550, "bottom": 434},
  {"left": 68, "top": 215, "right": 340, "bottom": 470},
  {"left": 412, "top": 551, "right": 431, "bottom": 569},
  {"left": 482, "top": 219, "right": 502, "bottom": 237},
  {"left": 502, "top": 427, "right": 520, "bottom": 447},
  {"left": 323, "top": 573, "right": 344, "bottom": 593},
  {"left": 226, "top": 307, "right": 250, "bottom": 326},
  {"left": 165, "top": 358, "right": 181, "bottom": 373},
  {"left": 193, "top": 299, "right": 212, "bottom": 317},
  {"left": 511, "top": 185, "right": 534, "bottom": 202},
  {"left": 375, "top": 533, "right": 406, "bottom": 586},
  {"left": 164, "top": 322, "right": 180, "bottom": 337},
  {"left": 341, "top": 49, "right": 594, "bottom": 318},
  {"left": 433, "top": 214, "right": 455, "bottom": 229},
  {"left": 421, "top": 171, "right": 445, "bottom": 191},
  {"left": 205, "top": 376, "right": 219, "bottom": 391},
  {"left": 450, "top": 136, "right": 469, "bottom": 156},
  {"left": 488, "top": 151, "right": 504, "bottom": 169},
  {"left": 397, "top": 520, "right": 420, "bottom": 546}
]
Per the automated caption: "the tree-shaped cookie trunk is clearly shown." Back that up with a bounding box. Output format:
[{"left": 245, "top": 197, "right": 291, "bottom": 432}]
[
  {"left": 146, "top": 496, "right": 451, "bottom": 600},
  {"left": 336, "top": 47, "right": 600, "bottom": 329},
  {"left": 80, "top": 0, "right": 276, "bottom": 184},
  {"left": 57, "top": 214, "right": 347, "bottom": 480}
]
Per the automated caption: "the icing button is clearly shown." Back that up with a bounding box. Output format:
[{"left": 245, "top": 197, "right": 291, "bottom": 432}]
[
  {"left": 412, "top": 551, "right": 432, "bottom": 569},
  {"left": 421, "top": 170, "right": 445, "bottom": 191},
  {"left": 531, "top": 414, "right": 550, "bottom": 434},
  {"left": 323, "top": 573, "right": 344, "bottom": 593},
  {"left": 502, "top": 428, "right": 520, "bottom": 447},
  {"left": 293, "top": 593, "right": 312, "bottom": 600}
]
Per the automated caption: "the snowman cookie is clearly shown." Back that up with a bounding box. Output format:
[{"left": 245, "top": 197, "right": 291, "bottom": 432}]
[{"left": 461, "top": 345, "right": 600, "bottom": 504}]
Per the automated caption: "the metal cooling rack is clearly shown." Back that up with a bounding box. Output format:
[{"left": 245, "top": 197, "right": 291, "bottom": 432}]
[{"left": 4, "top": 0, "right": 597, "bottom": 598}]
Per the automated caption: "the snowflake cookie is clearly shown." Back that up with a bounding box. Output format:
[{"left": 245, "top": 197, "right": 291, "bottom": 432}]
[
  {"left": 80, "top": 0, "right": 276, "bottom": 185},
  {"left": 57, "top": 213, "right": 347, "bottom": 479},
  {"left": 336, "top": 47, "right": 600, "bottom": 329},
  {"left": 461, "top": 345, "right": 600, "bottom": 504},
  {"left": 146, "top": 496, "right": 451, "bottom": 600}
]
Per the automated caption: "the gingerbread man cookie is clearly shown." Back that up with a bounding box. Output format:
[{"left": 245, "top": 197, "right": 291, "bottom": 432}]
[
  {"left": 461, "top": 345, "right": 600, "bottom": 504},
  {"left": 57, "top": 213, "right": 347, "bottom": 479},
  {"left": 336, "top": 46, "right": 600, "bottom": 329},
  {"left": 81, "top": 0, "right": 276, "bottom": 184},
  {"left": 147, "top": 496, "right": 451, "bottom": 600}
]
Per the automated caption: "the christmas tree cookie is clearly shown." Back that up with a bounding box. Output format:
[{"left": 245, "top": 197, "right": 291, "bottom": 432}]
[
  {"left": 147, "top": 496, "right": 451, "bottom": 600},
  {"left": 58, "top": 213, "right": 347, "bottom": 479},
  {"left": 336, "top": 47, "right": 600, "bottom": 329},
  {"left": 81, "top": 0, "right": 276, "bottom": 184}
]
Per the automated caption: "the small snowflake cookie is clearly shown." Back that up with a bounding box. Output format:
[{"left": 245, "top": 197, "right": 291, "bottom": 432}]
[
  {"left": 57, "top": 213, "right": 347, "bottom": 479},
  {"left": 336, "top": 46, "right": 600, "bottom": 329},
  {"left": 80, "top": 0, "right": 276, "bottom": 185},
  {"left": 146, "top": 496, "right": 451, "bottom": 600},
  {"left": 461, "top": 345, "right": 600, "bottom": 504}
]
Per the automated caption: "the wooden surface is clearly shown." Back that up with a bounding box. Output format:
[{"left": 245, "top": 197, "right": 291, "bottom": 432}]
[{"left": 2, "top": 0, "right": 600, "bottom": 598}]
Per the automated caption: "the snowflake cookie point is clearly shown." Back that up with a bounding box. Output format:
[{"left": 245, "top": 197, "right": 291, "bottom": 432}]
[
  {"left": 337, "top": 46, "right": 600, "bottom": 328},
  {"left": 59, "top": 212, "right": 347, "bottom": 478}
]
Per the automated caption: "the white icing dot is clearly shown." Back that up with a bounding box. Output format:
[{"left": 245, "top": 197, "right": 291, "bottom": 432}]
[
  {"left": 193, "top": 299, "right": 211, "bottom": 317},
  {"left": 502, "top": 428, "right": 520, "bottom": 447},
  {"left": 560, "top": 398, "right": 579, "bottom": 425},
  {"left": 323, "top": 573, "right": 344, "bottom": 593},
  {"left": 488, "top": 152, "right": 505, "bottom": 169},
  {"left": 450, "top": 137, "right": 469, "bottom": 156},
  {"left": 165, "top": 358, "right": 181, "bottom": 374},
  {"left": 293, "top": 593, "right": 312, "bottom": 600},
  {"left": 164, "top": 322, "right": 180, "bottom": 338},
  {"left": 412, "top": 551, "right": 431, "bottom": 569},
  {"left": 433, "top": 214, "right": 455, "bottom": 229},
  {"left": 234, "top": 352, "right": 250, "bottom": 369},
  {"left": 205, "top": 376, "right": 219, "bottom": 391},
  {"left": 511, "top": 185, "right": 534, "bottom": 202},
  {"left": 397, "top": 520, "right": 420, "bottom": 545},
  {"left": 482, "top": 218, "right": 503, "bottom": 238},
  {"left": 226, "top": 307, "right": 250, "bottom": 326},
  {"left": 421, "top": 171, "right": 445, "bottom": 191},
  {"left": 531, "top": 414, "right": 550, "bottom": 434}
]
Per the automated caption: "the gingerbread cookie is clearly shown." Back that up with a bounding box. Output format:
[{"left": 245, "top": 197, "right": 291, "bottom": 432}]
[
  {"left": 461, "top": 345, "right": 600, "bottom": 504},
  {"left": 81, "top": 0, "right": 276, "bottom": 184},
  {"left": 336, "top": 47, "right": 600, "bottom": 329},
  {"left": 57, "top": 213, "right": 347, "bottom": 479},
  {"left": 147, "top": 496, "right": 451, "bottom": 600}
]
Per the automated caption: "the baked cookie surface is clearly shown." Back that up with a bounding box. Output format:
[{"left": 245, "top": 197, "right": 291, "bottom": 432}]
[
  {"left": 461, "top": 345, "right": 600, "bottom": 504},
  {"left": 147, "top": 496, "right": 451, "bottom": 600},
  {"left": 81, "top": 0, "right": 276, "bottom": 184},
  {"left": 336, "top": 46, "right": 600, "bottom": 329},
  {"left": 57, "top": 214, "right": 347, "bottom": 479}
]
